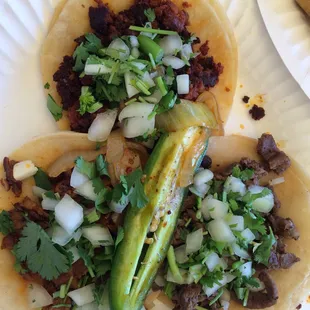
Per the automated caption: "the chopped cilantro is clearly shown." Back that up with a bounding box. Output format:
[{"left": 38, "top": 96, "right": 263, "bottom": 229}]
[
  {"left": 34, "top": 168, "right": 52, "bottom": 190},
  {"left": 47, "top": 94, "right": 63, "bottom": 121},
  {"left": 96, "top": 155, "right": 109, "bottom": 177},
  {"left": 44, "top": 82, "right": 50, "bottom": 89},
  {"left": 232, "top": 166, "right": 254, "bottom": 181},
  {"left": 243, "top": 188, "right": 271, "bottom": 204},
  {"left": 15, "top": 222, "right": 71, "bottom": 280},
  {"left": 144, "top": 8, "right": 156, "bottom": 22},
  {"left": 95, "top": 79, "right": 127, "bottom": 103},
  {"left": 200, "top": 270, "right": 224, "bottom": 287},
  {"left": 73, "top": 43, "right": 89, "bottom": 72},
  {"left": 84, "top": 33, "right": 103, "bottom": 53},
  {"left": 93, "top": 283, "right": 105, "bottom": 305},
  {"left": 244, "top": 212, "right": 266, "bottom": 235},
  {"left": 75, "top": 156, "right": 96, "bottom": 179},
  {"left": 95, "top": 188, "right": 110, "bottom": 212},
  {"left": 115, "top": 227, "right": 124, "bottom": 249},
  {"left": 77, "top": 243, "right": 95, "bottom": 278},
  {"left": 79, "top": 86, "right": 103, "bottom": 115},
  {"left": 92, "top": 177, "right": 105, "bottom": 195},
  {"left": 94, "top": 260, "right": 111, "bottom": 278},
  {"left": 254, "top": 227, "right": 276, "bottom": 266},
  {"left": 0, "top": 211, "right": 14, "bottom": 235}
]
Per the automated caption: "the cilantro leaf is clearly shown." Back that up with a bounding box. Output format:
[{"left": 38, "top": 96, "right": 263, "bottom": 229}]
[
  {"left": 144, "top": 8, "right": 156, "bottom": 22},
  {"left": 244, "top": 212, "right": 266, "bottom": 235},
  {"left": 94, "top": 260, "right": 111, "bottom": 278},
  {"left": 84, "top": 33, "right": 103, "bottom": 54},
  {"left": 44, "top": 82, "right": 50, "bottom": 89},
  {"left": 34, "top": 168, "right": 52, "bottom": 190},
  {"left": 200, "top": 270, "right": 224, "bottom": 288},
  {"left": 73, "top": 43, "right": 89, "bottom": 72},
  {"left": 47, "top": 94, "right": 63, "bottom": 121},
  {"left": 15, "top": 222, "right": 71, "bottom": 280},
  {"left": 243, "top": 188, "right": 271, "bottom": 205},
  {"left": 44, "top": 191, "right": 58, "bottom": 200},
  {"left": 92, "top": 177, "right": 105, "bottom": 195},
  {"left": 95, "top": 188, "right": 111, "bottom": 213},
  {"left": 96, "top": 155, "right": 109, "bottom": 177},
  {"left": 111, "top": 183, "right": 128, "bottom": 205},
  {"left": 0, "top": 211, "right": 14, "bottom": 235},
  {"left": 77, "top": 243, "right": 95, "bottom": 278},
  {"left": 79, "top": 86, "right": 103, "bottom": 115},
  {"left": 232, "top": 166, "right": 254, "bottom": 181},
  {"left": 115, "top": 227, "right": 124, "bottom": 249},
  {"left": 95, "top": 79, "right": 127, "bottom": 103},
  {"left": 75, "top": 156, "right": 96, "bottom": 179},
  {"left": 254, "top": 227, "right": 276, "bottom": 266}
]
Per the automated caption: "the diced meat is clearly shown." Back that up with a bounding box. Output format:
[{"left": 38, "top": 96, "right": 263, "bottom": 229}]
[
  {"left": 269, "top": 251, "right": 300, "bottom": 270},
  {"left": 245, "top": 271, "right": 278, "bottom": 309},
  {"left": 89, "top": 1, "right": 113, "bottom": 35},
  {"left": 2, "top": 157, "right": 22, "bottom": 197},
  {"left": 249, "top": 104, "right": 265, "bottom": 121},
  {"left": 22, "top": 272, "right": 44, "bottom": 286},
  {"left": 201, "top": 155, "right": 212, "bottom": 169},
  {"left": 268, "top": 186, "right": 281, "bottom": 213},
  {"left": 173, "top": 284, "right": 202, "bottom": 310},
  {"left": 1, "top": 233, "right": 20, "bottom": 250},
  {"left": 52, "top": 171, "right": 76, "bottom": 197},
  {"left": 239, "top": 157, "right": 268, "bottom": 184},
  {"left": 53, "top": 56, "right": 81, "bottom": 110},
  {"left": 242, "top": 95, "right": 250, "bottom": 103},
  {"left": 257, "top": 134, "right": 291, "bottom": 174},
  {"left": 199, "top": 42, "right": 209, "bottom": 56},
  {"left": 267, "top": 214, "right": 300, "bottom": 240}
]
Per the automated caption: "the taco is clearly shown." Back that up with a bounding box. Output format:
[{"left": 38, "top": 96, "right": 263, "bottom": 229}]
[
  {"left": 0, "top": 131, "right": 309, "bottom": 310},
  {"left": 41, "top": 0, "right": 237, "bottom": 136}
]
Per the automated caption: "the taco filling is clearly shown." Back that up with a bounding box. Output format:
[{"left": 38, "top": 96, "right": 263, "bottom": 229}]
[
  {"left": 45, "top": 0, "right": 226, "bottom": 134},
  {"left": 156, "top": 134, "right": 300, "bottom": 310}
]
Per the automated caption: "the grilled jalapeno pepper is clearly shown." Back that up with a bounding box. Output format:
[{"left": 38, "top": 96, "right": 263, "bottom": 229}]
[{"left": 110, "top": 127, "right": 210, "bottom": 310}]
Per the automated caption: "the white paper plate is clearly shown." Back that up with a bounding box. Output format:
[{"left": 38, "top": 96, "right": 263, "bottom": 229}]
[
  {"left": 0, "top": 0, "right": 310, "bottom": 307},
  {"left": 258, "top": 0, "right": 310, "bottom": 99}
]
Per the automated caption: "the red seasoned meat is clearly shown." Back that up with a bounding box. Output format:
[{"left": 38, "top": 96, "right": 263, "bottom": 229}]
[
  {"left": 1, "top": 233, "right": 20, "bottom": 250},
  {"left": 173, "top": 284, "right": 202, "bottom": 310},
  {"left": 2, "top": 157, "right": 22, "bottom": 197},
  {"left": 89, "top": 1, "right": 113, "bottom": 35},
  {"left": 267, "top": 214, "right": 300, "bottom": 240},
  {"left": 249, "top": 104, "right": 265, "bottom": 121}
]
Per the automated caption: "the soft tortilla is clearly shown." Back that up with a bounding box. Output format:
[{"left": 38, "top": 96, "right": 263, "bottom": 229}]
[
  {"left": 207, "top": 136, "right": 310, "bottom": 310},
  {"left": 0, "top": 134, "right": 309, "bottom": 309},
  {"left": 41, "top": 0, "right": 238, "bottom": 131}
]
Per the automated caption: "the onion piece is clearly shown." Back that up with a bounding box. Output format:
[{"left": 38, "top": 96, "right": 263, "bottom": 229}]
[
  {"left": 174, "top": 245, "right": 189, "bottom": 264},
  {"left": 82, "top": 225, "right": 114, "bottom": 247},
  {"left": 241, "top": 228, "right": 256, "bottom": 243},
  {"left": 129, "top": 36, "right": 139, "bottom": 47},
  {"left": 155, "top": 274, "right": 166, "bottom": 287},
  {"left": 70, "top": 166, "right": 89, "bottom": 188},
  {"left": 131, "top": 61, "right": 146, "bottom": 70},
  {"left": 68, "top": 246, "right": 80, "bottom": 263},
  {"left": 55, "top": 194, "right": 84, "bottom": 234},
  {"left": 247, "top": 277, "right": 266, "bottom": 292},
  {"left": 206, "top": 197, "right": 229, "bottom": 219},
  {"left": 205, "top": 252, "right": 221, "bottom": 272},
  {"left": 180, "top": 43, "right": 193, "bottom": 60},
  {"left": 145, "top": 89, "right": 163, "bottom": 104},
  {"left": 84, "top": 63, "right": 112, "bottom": 75},
  {"left": 123, "top": 116, "right": 155, "bottom": 139},
  {"left": 159, "top": 34, "right": 183, "bottom": 56},
  {"left": 208, "top": 219, "right": 235, "bottom": 243},
  {"left": 194, "top": 169, "right": 214, "bottom": 187},
  {"left": 119, "top": 103, "right": 154, "bottom": 122},
  {"left": 13, "top": 160, "right": 38, "bottom": 181},
  {"left": 156, "top": 99, "right": 217, "bottom": 132},
  {"left": 131, "top": 47, "right": 140, "bottom": 58},
  {"left": 142, "top": 71, "right": 156, "bottom": 88},
  {"left": 162, "top": 56, "right": 185, "bottom": 69},
  {"left": 75, "top": 180, "right": 97, "bottom": 201},
  {"left": 232, "top": 242, "right": 250, "bottom": 259},
  {"left": 47, "top": 149, "right": 106, "bottom": 178},
  {"left": 107, "top": 38, "right": 130, "bottom": 61},
  {"left": 125, "top": 72, "right": 140, "bottom": 98},
  {"left": 190, "top": 183, "right": 210, "bottom": 199},
  {"left": 28, "top": 283, "right": 53, "bottom": 309},
  {"left": 248, "top": 185, "right": 274, "bottom": 213},
  {"left": 32, "top": 186, "right": 47, "bottom": 198},
  {"left": 176, "top": 74, "right": 190, "bottom": 95},
  {"left": 109, "top": 199, "right": 129, "bottom": 214},
  {"left": 106, "top": 130, "right": 126, "bottom": 164},
  {"left": 186, "top": 228, "right": 203, "bottom": 254},
  {"left": 88, "top": 109, "right": 118, "bottom": 142},
  {"left": 52, "top": 226, "right": 73, "bottom": 246},
  {"left": 224, "top": 176, "right": 246, "bottom": 196},
  {"left": 166, "top": 268, "right": 193, "bottom": 285},
  {"left": 239, "top": 261, "right": 252, "bottom": 278},
  {"left": 225, "top": 214, "right": 244, "bottom": 231},
  {"left": 76, "top": 302, "right": 99, "bottom": 310},
  {"left": 269, "top": 177, "right": 285, "bottom": 186},
  {"left": 68, "top": 284, "right": 95, "bottom": 306},
  {"left": 74, "top": 229, "right": 83, "bottom": 242},
  {"left": 203, "top": 273, "right": 235, "bottom": 297},
  {"left": 41, "top": 195, "right": 59, "bottom": 211}
]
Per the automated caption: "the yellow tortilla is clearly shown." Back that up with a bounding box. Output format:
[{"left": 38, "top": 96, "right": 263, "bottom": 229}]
[
  {"left": 41, "top": 0, "right": 237, "bottom": 131},
  {"left": 207, "top": 136, "right": 310, "bottom": 310},
  {"left": 0, "top": 133, "right": 309, "bottom": 309}
]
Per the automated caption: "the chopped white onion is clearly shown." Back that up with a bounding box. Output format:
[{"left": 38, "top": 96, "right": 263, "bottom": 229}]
[
  {"left": 131, "top": 61, "right": 146, "bottom": 70},
  {"left": 13, "top": 160, "right": 38, "bottom": 181},
  {"left": 52, "top": 226, "right": 73, "bottom": 246},
  {"left": 109, "top": 198, "right": 129, "bottom": 214},
  {"left": 131, "top": 47, "right": 140, "bottom": 58},
  {"left": 142, "top": 71, "right": 155, "bottom": 88},
  {"left": 75, "top": 180, "right": 97, "bottom": 201},
  {"left": 269, "top": 177, "right": 285, "bottom": 186},
  {"left": 107, "top": 38, "right": 130, "bottom": 61},
  {"left": 232, "top": 242, "right": 250, "bottom": 259},
  {"left": 205, "top": 252, "right": 221, "bottom": 272},
  {"left": 159, "top": 35, "right": 183, "bottom": 56},
  {"left": 176, "top": 74, "right": 190, "bottom": 95},
  {"left": 68, "top": 284, "right": 95, "bottom": 306},
  {"left": 208, "top": 219, "right": 235, "bottom": 243},
  {"left": 180, "top": 43, "right": 193, "bottom": 60},
  {"left": 162, "top": 56, "right": 185, "bottom": 70},
  {"left": 125, "top": 72, "right": 140, "bottom": 98},
  {"left": 76, "top": 302, "right": 98, "bottom": 310},
  {"left": 224, "top": 176, "right": 246, "bottom": 196},
  {"left": 68, "top": 246, "right": 80, "bottom": 263},
  {"left": 186, "top": 228, "right": 203, "bottom": 254},
  {"left": 145, "top": 89, "right": 163, "bottom": 103},
  {"left": 88, "top": 109, "right": 118, "bottom": 142},
  {"left": 207, "top": 198, "right": 229, "bottom": 219},
  {"left": 84, "top": 64, "right": 112, "bottom": 75},
  {"left": 28, "top": 283, "right": 53, "bottom": 309},
  {"left": 82, "top": 225, "right": 114, "bottom": 247},
  {"left": 74, "top": 229, "right": 83, "bottom": 242},
  {"left": 194, "top": 169, "right": 214, "bottom": 187},
  {"left": 129, "top": 35, "right": 139, "bottom": 47},
  {"left": 41, "top": 195, "right": 59, "bottom": 211},
  {"left": 201, "top": 196, "right": 211, "bottom": 220},
  {"left": 119, "top": 103, "right": 154, "bottom": 122},
  {"left": 203, "top": 273, "right": 235, "bottom": 297},
  {"left": 122, "top": 116, "right": 155, "bottom": 138},
  {"left": 70, "top": 166, "right": 89, "bottom": 188},
  {"left": 220, "top": 300, "right": 230, "bottom": 310},
  {"left": 241, "top": 228, "right": 256, "bottom": 243},
  {"left": 225, "top": 214, "right": 244, "bottom": 231},
  {"left": 248, "top": 185, "right": 274, "bottom": 213},
  {"left": 174, "top": 245, "right": 189, "bottom": 264},
  {"left": 55, "top": 194, "right": 84, "bottom": 234},
  {"left": 155, "top": 274, "right": 166, "bottom": 287},
  {"left": 247, "top": 277, "right": 266, "bottom": 292},
  {"left": 166, "top": 268, "right": 193, "bottom": 285},
  {"left": 239, "top": 261, "right": 252, "bottom": 278},
  {"left": 190, "top": 183, "right": 210, "bottom": 199},
  {"left": 32, "top": 186, "right": 47, "bottom": 198}
]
